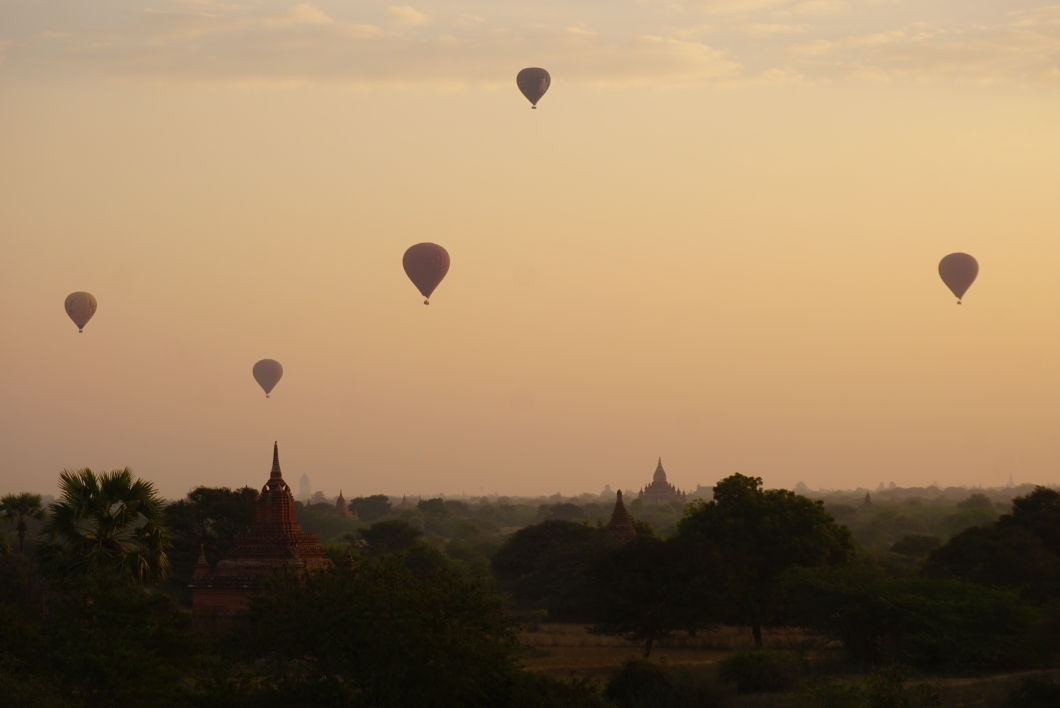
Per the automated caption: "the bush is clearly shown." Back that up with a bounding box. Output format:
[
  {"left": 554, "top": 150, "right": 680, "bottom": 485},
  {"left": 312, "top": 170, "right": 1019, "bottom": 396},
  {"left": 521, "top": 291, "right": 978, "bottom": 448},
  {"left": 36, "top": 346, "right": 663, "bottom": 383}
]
[
  {"left": 719, "top": 649, "right": 800, "bottom": 693},
  {"left": 505, "top": 671, "right": 605, "bottom": 708},
  {"left": 1004, "top": 676, "right": 1060, "bottom": 708},
  {"left": 604, "top": 659, "right": 728, "bottom": 708},
  {"left": 797, "top": 666, "right": 939, "bottom": 708}
]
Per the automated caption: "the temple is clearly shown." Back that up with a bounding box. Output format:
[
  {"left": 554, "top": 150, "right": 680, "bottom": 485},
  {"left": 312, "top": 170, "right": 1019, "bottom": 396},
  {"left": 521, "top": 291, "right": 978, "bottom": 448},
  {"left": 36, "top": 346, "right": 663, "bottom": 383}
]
[
  {"left": 335, "top": 490, "right": 357, "bottom": 519},
  {"left": 638, "top": 458, "right": 687, "bottom": 505},
  {"left": 606, "top": 490, "right": 637, "bottom": 543},
  {"left": 191, "top": 443, "right": 332, "bottom": 629}
]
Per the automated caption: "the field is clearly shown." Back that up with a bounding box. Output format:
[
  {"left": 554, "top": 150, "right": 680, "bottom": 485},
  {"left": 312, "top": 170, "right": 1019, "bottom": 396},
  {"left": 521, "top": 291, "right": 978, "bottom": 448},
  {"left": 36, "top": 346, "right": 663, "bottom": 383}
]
[{"left": 517, "top": 624, "right": 1060, "bottom": 707}]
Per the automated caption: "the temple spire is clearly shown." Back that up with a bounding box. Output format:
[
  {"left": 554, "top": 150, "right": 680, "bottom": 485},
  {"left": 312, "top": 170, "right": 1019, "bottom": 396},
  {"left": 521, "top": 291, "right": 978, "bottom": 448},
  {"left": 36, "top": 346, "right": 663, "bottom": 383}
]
[
  {"left": 271, "top": 441, "right": 282, "bottom": 480},
  {"left": 192, "top": 544, "right": 211, "bottom": 581},
  {"left": 607, "top": 490, "right": 637, "bottom": 543},
  {"left": 653, "top": 457, "right": 667, "bottom": 484}
]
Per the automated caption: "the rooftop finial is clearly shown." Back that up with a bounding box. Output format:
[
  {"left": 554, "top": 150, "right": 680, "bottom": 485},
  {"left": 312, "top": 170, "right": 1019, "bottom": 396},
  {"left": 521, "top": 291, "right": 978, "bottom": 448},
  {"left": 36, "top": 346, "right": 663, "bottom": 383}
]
[{"left": 271, "top": 441, "right": 282, "bottom": 480}]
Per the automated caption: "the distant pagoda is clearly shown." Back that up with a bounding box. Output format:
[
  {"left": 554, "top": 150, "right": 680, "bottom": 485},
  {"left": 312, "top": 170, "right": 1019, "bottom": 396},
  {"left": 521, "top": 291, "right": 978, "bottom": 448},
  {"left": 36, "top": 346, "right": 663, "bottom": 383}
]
[
  {"left": 606, "top": 490, "right": 637, "bottom": 543},
  {"left": 335, "top": 490, "right": 357, "bottom": 519},
  {"left": 638, "top": 458, "right": 687, "bottom": 506},
  {"left": 191, "top": 442, "right": 332, "bottom": 629}
]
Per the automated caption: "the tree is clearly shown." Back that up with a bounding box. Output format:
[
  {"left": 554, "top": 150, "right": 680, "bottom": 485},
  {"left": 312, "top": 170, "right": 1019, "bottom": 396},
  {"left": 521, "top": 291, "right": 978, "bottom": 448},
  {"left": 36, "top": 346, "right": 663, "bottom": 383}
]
[
  {"left": 957, "top": 493, "right": 994, "bottom": 510},
  {"left": 890, "top": 535, "right": 941, "bottom": 558},
  {"left": 922, "top": 525, "right": 1060, "bottom": 602},
  {"left": 588, "top": 536, "right": 728, "bottom": 657},
  {"left": 417, "top": 497, "right": 448, "bottom": 517},
  {"left": 0, "top": 493, "right": 46, "bottom": 554},
  {"left": 45, "top": 575, "right": 202, "bottom": 708},
  {"left": 359, "top": 519, "right": 423, "bottom": 556},
  {"left": 999, "top": 486, "right": 1060, "bottom": 554},
  {"left": 677, "top": 473, "right": 854, "bottom": 647},
  {"left": 349, "top": 493, "right": 393, "bottom": 522},
  {"left": 924, "top": 486, "right": 1060, "bottom": 603},
  {"left": 164, "top": 486, "right": 258, "bottom": 596},
  {"left": 235, "top": 560, "right": 518, "bottom": 708},
  {"left": 35, "top": 468, "right": 170, "bottom": 585},
  {"left": 492, "top": 520, "right": 613, "bottom": 621},
  {"left": 782, "top": 565, "right": 1040, "bottom": 671}
]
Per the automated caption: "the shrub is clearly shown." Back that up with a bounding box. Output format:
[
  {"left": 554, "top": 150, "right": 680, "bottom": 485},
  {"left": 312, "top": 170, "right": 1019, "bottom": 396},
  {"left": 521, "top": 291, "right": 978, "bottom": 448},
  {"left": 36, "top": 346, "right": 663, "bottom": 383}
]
[
  {"left": 719, "top": 649, "right": 800, "bottom": 693},
  {"left": 604, "top": 659, "right": 728, "bottom": 708},
  {"left": 1004, "top": 676, "right": 1060, "bottom": 708},
  {"left": 797, "top": 666, "right": 939, "bottom": 708}
]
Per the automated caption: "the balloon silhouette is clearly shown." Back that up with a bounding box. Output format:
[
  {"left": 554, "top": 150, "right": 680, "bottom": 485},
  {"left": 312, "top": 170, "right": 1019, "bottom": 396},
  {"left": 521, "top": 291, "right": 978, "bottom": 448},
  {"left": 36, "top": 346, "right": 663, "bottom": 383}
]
[
  {"left": 517, "top": 68, "right": 550, "bottom": 108},
  {"left": 64, "top": 292, "right": 97, "bottom": 333},
  {"left": 253, "top": 359, "right": 283, "bottom": 398},
  {"left": 403, "top": 243, "right": 450, "bottom": 305},
  {"left": 938, "top": 253, "right": 979, "bottom": 304}
]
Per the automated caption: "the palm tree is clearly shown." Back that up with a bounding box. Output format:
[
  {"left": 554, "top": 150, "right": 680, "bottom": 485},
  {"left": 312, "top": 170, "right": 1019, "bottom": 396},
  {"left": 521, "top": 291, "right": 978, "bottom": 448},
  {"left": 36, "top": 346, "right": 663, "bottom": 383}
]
[
  {"left": 0, "top": 492, "right": 46, "bottom": 554},
  {"left": 36, "top": 468, "right": 171, "bottom": 585}
]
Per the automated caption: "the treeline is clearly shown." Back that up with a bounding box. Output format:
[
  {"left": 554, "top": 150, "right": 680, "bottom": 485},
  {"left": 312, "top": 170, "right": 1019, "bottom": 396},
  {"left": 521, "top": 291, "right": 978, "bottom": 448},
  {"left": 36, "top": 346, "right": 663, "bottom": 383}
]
[{"left": 4, "top": 470, "right": 1060, "bottom": 707}]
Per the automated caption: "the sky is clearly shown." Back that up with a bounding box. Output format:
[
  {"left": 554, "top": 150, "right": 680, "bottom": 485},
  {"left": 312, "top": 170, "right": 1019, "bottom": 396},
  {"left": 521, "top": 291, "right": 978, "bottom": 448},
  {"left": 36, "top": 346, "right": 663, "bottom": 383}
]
[{"left": 2, "top": 1, "right": 1060, "bottom": 500}]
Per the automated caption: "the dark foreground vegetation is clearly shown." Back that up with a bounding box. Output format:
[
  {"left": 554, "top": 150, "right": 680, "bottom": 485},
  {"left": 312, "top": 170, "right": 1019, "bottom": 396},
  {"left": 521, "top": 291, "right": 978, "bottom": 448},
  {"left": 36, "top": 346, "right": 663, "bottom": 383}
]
[{"left": 3, "top": 471, "right": 1060, "bottom": 707}]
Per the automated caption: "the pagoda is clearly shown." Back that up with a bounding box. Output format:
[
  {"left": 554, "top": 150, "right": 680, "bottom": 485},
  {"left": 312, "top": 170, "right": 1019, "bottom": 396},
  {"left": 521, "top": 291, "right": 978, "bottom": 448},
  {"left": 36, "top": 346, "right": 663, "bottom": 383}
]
[
  {"left": 606, "top": 490, "right": 637, "bottom": 543},
  {"left": 191, "top": 443, "right": 332, "bottom": 629},
  {"left": 335, "top": 490, "right": 357, "bottom": 519},
  {"left": 638, "top": 458, "right": 687, "bottom": 505}
]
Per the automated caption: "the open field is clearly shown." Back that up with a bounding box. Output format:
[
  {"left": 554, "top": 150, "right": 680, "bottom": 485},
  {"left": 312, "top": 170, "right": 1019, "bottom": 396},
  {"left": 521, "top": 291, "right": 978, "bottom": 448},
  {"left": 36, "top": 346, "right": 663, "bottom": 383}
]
[
  {"left": 518, "top": 624, "right": 1060, "bottom": 707},
  {"left": 518, "top": 624, "right": 807, "bottom": 679}
]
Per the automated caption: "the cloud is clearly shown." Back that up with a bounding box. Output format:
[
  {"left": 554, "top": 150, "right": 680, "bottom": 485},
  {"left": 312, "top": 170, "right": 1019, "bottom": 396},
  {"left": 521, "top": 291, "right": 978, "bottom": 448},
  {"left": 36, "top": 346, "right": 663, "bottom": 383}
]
[
  {"left": 28, "top": 9, "right": 739, "bottom": 88},
  {"left": 746, "top": 23, "right": 807, "bottom": 37},
  {"left": 3, "top": 0, "right": 1060, "bottom": 88},
  {"left": 790, "top": 38, "right": 831, "bottom": 56},
  {"left": 388, "top": 6, "right": 430, "bottom": 26}
]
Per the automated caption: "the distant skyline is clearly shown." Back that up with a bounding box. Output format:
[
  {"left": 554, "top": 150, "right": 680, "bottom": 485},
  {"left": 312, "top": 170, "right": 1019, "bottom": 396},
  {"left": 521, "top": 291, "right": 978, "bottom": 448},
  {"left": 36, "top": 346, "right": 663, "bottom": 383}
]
[{"left": 3, "top": 2, "right": 1060, "bottom": 499}]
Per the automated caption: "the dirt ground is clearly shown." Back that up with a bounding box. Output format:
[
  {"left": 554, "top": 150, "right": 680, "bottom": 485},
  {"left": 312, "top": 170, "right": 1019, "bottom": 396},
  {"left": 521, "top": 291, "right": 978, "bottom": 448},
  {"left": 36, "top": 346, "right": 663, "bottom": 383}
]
[
  {"left": 517, "top": 624, "right": 1060, "bottom": 707},
  {"left": 517, "top": 624, "right": 801, "bottom": 679}
]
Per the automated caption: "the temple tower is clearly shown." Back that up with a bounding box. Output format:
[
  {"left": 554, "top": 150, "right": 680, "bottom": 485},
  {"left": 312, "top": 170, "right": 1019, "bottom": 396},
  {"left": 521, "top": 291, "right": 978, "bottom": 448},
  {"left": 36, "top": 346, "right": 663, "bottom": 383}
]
[
  {"left": 638, "top": 458, "right": 687, "bottom": 505},
  {"left": 607, "top": 490, "right": 637, "bottom": 543},
  {"left": 191, "top": 443, "right": 332, "bottom": 629}
]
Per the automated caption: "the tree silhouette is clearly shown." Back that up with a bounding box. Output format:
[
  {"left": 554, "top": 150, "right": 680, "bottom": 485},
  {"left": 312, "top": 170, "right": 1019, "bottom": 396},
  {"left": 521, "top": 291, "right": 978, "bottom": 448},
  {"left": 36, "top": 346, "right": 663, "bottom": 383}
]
[
  {"left": 678, "top": 473, "right": 853, "bottom": 647},
  {"left": 36, "top": 468, "right": 170, "bottom": 585},
  {"left": 0, "top": 493, "right": 45, "bottom": 554}
]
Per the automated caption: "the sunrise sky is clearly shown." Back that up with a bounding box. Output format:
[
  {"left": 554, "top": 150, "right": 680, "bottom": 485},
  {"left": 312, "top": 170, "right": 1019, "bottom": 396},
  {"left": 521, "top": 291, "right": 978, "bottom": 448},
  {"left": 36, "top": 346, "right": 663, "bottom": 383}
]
[{"left": 2, "top": 1, "right": 1060, "bottom": 499}]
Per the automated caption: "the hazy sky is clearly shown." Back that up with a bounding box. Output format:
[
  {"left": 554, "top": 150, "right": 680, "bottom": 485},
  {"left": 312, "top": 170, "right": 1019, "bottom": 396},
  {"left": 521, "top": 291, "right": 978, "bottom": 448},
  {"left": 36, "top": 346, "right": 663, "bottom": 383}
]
[{"left": 3, "top": 1, "right": 1060, "bottom": 499}]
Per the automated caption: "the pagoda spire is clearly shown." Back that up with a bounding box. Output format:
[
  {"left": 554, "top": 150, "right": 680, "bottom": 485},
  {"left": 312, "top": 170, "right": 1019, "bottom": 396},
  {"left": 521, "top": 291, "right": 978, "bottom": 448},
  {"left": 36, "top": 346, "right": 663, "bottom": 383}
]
[
  {"left": 271, "top": 441, "right": 282, "bottom": 480},
  {"left": 192, "top": 544, "right": 211, "bottom": 581},
  {"left": 607, "top": 490, "right": 637, "bottom": 543}
]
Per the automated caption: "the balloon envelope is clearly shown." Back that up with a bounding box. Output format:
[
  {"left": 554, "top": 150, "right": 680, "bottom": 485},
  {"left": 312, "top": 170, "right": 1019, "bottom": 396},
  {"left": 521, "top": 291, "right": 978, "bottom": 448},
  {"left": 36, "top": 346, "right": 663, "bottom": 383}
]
[
  {"left": 403, "top": 243, "right": 450, "bottom": 304},
  {"left": 938, "top": 253, "right": 979, "bottom": 303},
  {"left": 517, "top": 68, "right": 550, "bottom": 107},
  {"left": 253, "top": 359, "right": 283, "bottom": 397},
  {"left": 64, "top": 292, "right": 97, "bottom": 332}
]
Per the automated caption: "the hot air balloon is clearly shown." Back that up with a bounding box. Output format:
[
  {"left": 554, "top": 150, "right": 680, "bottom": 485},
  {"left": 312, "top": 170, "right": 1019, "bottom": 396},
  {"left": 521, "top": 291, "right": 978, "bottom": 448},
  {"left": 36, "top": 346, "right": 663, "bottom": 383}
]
[
  {"left": 64, "top": 292, "right": 97, "bottom": 333},
  {"left": 253, "top": 359, "right": 283, "bottom": 398},
  {"left": 517, "top": 68, "right": 550, "bottom": 109},
  {"left": 403, "top": 243, "right": 450, "bottom": 305},
  {"left": 938, "top": 253, "right": 979, "bottom": 304}
]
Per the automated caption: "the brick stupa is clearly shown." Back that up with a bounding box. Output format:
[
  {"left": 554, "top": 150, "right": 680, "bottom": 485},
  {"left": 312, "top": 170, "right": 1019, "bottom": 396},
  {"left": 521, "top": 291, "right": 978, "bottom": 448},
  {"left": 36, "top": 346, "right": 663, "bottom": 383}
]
[
  {"left": 607, "top": 490, "right": 637, "bottom": 543},
  {"left": 191, "top": 442, "right": 332, "bottom": 628}
]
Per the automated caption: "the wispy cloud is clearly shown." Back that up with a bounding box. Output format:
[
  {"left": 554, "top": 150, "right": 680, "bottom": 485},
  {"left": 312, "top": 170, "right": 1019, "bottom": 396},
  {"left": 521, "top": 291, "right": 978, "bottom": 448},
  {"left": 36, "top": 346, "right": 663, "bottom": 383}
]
[
  {"left": 2, "top": 0, "right": 1058, "bottom": 87},
  {"left": 387, "top": 6, "right": 430, "bottom": 26}
]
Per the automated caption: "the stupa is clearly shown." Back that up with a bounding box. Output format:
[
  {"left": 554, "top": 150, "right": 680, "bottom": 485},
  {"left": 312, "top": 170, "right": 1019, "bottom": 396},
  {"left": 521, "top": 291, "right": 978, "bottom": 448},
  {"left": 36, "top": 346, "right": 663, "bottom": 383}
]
[
  {"left": 191, "top": 442, "right": 332, "bottom": 629},
  {"left": 606, "top": 490, "right": 637, "bottom": 543}
]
